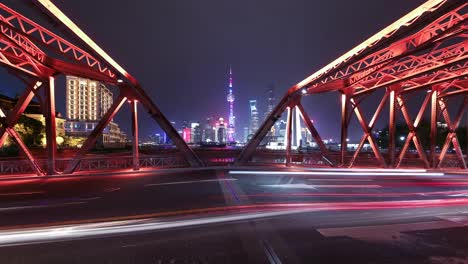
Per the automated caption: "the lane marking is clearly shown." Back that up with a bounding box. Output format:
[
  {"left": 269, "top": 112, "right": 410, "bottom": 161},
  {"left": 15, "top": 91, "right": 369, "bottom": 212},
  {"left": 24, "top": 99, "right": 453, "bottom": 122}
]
[{"left": 145, "top": 178, "right": 237, "bottom": 187}]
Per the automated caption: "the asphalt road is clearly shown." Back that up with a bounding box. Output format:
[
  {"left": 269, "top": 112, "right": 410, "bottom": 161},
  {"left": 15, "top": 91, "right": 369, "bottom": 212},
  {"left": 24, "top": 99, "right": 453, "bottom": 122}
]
[{"left": 1, "top": 168, "right": 468, "bottom": 263}]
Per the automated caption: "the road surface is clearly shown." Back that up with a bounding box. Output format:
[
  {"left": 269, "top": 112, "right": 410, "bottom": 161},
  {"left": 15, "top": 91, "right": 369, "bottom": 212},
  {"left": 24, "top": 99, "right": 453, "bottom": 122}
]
[{"left": 1, "top": 168, "right": 468, "bottom": 263}]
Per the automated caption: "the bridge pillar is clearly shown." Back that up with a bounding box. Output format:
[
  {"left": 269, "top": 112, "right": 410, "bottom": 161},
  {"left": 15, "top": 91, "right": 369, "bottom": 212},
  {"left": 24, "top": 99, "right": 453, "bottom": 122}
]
[
  {"left": 45, "top": 76, "right": 57, "bottom": 175},
  {"left": 286, "top": 106, "right": 293, "bottom": 166},
  {"left": 388, "top": 89, "right": 397, "bottom": 167},
  {"left": 430, "top": 88, "right": 438, "bottom": 168},
  {"left": 340, "top": 93, "right": 349, "bottom": 166},
  {"left": 131, "top": 100, "right": 140, "bottom": 171}
]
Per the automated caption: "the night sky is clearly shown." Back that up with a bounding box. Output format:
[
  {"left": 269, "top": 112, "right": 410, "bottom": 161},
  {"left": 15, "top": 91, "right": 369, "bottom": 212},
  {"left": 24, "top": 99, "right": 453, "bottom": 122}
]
[{"left": 1, "top": 0, "right": 427, "bottom": 142}]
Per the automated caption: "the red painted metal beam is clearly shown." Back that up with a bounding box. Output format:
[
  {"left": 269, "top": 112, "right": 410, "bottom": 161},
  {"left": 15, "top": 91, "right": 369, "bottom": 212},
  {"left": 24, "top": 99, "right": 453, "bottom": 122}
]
[
  {"left": 395, "top": 93, "right": 431, "bottom": 168},
  {"left": 349, "top": 97, "right": 387, "bottom": 168},
  {"left": 44, "top": 76, "right": 56, "bottom": 175},
  {"left": 285, "top": 106, "right": 293, "bottom": 167},
  {"left": 296, "top": 102, "right": 334, "bottom": 166},
  {"left": 437, "top": 96, "right": 468, "bottom": 168},
  {"left": 349, "top": 91, "right": 389, "bottom": 167},
  {"left": 340, "top": 93, "right": 349, "bottom": 166},
  {"left": 63, "top": 95, "right": 127, "bottom": 174},
  {"left": 131, "top": 100, "right": 140, "bottom": 171}
]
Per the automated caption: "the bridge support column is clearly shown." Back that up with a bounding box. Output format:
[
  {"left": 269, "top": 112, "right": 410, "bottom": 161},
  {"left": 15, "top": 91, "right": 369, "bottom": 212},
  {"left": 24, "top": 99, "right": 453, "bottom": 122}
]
[
  {"left": 389, "top": 89, "right": 396, "bottom": 167},
  {"left": 286, "top": 106, "right": 293, "bottom": 167},
  {"left": 45, "top": 76, "right": 56, "bottom": 175},
  {"left": 430, "top": 88, "right": 438, "bottom": 168},
  {"left": 340, "top": 93, "right": 348, "bottom": 166},
  {"left": 131, "top": 100, "right": 140, "bottom": 171}
]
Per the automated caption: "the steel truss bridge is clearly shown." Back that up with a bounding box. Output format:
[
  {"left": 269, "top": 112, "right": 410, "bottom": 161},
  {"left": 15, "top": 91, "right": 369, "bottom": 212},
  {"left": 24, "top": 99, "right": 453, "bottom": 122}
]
[{"left": 0, "top": 0, "right": 466, "bottom": 176}]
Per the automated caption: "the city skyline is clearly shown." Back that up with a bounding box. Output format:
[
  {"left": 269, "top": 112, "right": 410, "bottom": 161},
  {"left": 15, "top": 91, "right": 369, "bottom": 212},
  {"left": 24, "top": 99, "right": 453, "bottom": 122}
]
[{"left": 0, "top": 0, "right": 430, "bottom": 144}]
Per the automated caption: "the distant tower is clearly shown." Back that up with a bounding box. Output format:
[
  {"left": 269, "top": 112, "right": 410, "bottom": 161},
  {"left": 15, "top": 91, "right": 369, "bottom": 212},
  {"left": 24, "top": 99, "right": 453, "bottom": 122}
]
[{"left": 226, "top": 66, "right": 236, "bottom": 142}]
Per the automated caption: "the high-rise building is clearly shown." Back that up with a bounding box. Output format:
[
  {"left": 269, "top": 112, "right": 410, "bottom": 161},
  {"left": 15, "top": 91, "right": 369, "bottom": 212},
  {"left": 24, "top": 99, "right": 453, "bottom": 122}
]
[
  {"left": 249, "top": 100, "right": 259, "bottom": 136},
  {"left": 182, "top": 127, "right": 191, "bottom": 143},
  {"left": 191, "top": 122, "right": 202, "bottom": 144},
  {"left": 243, "top": 127, "right": 249, "bottom": 143},
  {"left": 66, "top": 76, "right": 113, "bottom": 121},
  {"left": 264, "top": 85, "right": 275, "bottom": 121},
  {"left": 65, "top": 76, "right": 126, "bottom": 147},
  {"left": 215, "top": 117, "right": 226, "bottom": 144},
  {"left": 202, "top": 117, "right": 216, "bottom": 142},
  {"left": 226, "top": 66, "right": 236, "bottom": 142}
]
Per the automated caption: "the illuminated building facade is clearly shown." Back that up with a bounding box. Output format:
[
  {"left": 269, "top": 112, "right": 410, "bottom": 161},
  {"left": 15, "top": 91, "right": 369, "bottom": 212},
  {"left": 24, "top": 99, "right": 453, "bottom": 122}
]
[
  {"left": 65, "top": 76, "right": 126, "bottom": 147},
  {"left": 215, "top": 117, "right": 227, "bottom": 144}
]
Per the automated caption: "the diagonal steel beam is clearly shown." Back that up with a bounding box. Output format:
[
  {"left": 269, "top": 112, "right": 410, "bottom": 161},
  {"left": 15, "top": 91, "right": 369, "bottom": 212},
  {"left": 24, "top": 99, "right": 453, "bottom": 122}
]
[
  {"left": 395, "top": 93, "right": 431, "bottom": 168},
  {"left": 296, "top": 102, "right": 334, "bottom": 167},
  {"left": 350, "top": 92, "right": 389, "bottom": 167},
  {"left": 437, "top": 96, "right": 467, "bottom": 168},
  {"left": 0, "top": 81, "right": 42, "bottom": 147},
  {"left": 349, "top": 98, "right": 387, "bottom": 167},
  {"left": 63, "top": 95, "right": 127, "bottom": 174},
  {"left": 0, "top": 108, "right": 44, "bottom": 175},
  {"left": 237, "top": 94, "right": 297, "bottom": 165}
]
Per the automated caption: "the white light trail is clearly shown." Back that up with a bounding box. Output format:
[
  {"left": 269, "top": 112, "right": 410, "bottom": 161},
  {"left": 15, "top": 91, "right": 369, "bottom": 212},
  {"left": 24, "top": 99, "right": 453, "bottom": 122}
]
[
  {"left": 230, "top": 170, "right": 445, "bottom": 177},
  {"left": 145, "top": 178, "right": 236, "bottom": 187},
  {"left": 0, "top": 209, "right": 313, "bottom": 247}
]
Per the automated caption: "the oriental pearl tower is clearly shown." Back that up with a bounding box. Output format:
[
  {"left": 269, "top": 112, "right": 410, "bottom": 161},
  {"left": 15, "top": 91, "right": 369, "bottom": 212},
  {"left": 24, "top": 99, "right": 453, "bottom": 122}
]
[{"left": 226, "top": 66, "right": 236, "bottom": 142}]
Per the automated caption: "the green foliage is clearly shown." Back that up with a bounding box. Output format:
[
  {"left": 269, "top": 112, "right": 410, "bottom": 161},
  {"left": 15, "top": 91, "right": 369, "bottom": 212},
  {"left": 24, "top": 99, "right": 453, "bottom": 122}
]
[{"left": 14, "top": 115, "right": 45, "bottom": 147}]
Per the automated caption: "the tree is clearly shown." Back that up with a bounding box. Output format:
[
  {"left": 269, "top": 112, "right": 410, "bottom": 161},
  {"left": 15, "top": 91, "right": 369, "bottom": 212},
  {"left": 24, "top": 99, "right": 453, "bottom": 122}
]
[{"left": 14, "top": 115, "right": 45, "bottom": 147}]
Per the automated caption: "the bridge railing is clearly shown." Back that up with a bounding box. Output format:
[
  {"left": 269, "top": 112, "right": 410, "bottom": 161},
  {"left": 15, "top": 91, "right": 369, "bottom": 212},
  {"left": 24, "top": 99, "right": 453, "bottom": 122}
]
[{"left": 0, "top": 149, "right": 465, "bottom": 176}]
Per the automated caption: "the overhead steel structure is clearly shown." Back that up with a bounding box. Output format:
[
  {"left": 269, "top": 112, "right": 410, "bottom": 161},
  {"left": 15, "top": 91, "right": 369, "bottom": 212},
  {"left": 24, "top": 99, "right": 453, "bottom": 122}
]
[
  {"left": 238, "top": 0, "right": 467, "bottom": 169},
  {"left": 0, "top": 0, "right": 203, "bottom": 176}
]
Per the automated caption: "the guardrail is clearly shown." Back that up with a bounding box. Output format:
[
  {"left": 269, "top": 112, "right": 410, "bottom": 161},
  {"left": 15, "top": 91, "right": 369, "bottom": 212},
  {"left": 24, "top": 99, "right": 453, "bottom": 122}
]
[{"left": 0, "top": 150, "right": 465, "bottom": 176}]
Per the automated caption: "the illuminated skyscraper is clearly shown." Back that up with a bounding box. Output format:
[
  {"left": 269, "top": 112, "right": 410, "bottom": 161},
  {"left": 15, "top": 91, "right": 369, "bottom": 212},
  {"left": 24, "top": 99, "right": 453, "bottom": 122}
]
[
  {"left": 226, "top": 66, "right": 236, "bottom": 142},
  {"left": 264, "top": 86, "right": 275, "bottom": 121},
  {"left": 65, "top": 76, "right": 126, "bottom": 146},
  {"left": 66, "top": 76, "right": 112, "bottom": 121},
  {"left": 249, "top": 100, "right": 259, "bottom": 136},
  {"left": 215, "top": 117, "right": 227, "bottom": 144}
]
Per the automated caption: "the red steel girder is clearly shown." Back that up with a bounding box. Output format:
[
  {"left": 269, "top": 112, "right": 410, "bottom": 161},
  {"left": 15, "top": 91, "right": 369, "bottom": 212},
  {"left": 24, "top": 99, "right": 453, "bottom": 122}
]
[
  {"left": 0, "top": 3, "right": 116, "bottom": 80},
  {"left": 394, "top": 93, "right": 431, "bottom": 168},
  {"left": 296, "top": 103, "right": 334, "bottom": 166},
  {"left": 300, "top": 1, "right": 466, "bottom": 94},
  {"left": 63, "top": 95, "right": 127, "bottom": 174},
  {"left": 131, "top": 100, "right": 140, "bottom": 171},
  {"left": 349, "top": 91, "right": 390, "bottom": 167},
  {"left": 348, "top": 97, "right": 387, "bottom": 168},
  {"left": 352, "top": 41, "right": 467, "bottom": 94},
  {"left": 285, "top": 107, "right": 293, "bottom": 166},
  {"left": 0, "top": 81, "right": 44, "bottom": 175},
  {"left": 437, "top": 96, "right": 468, "bottom": 168},
  {"left": 32, "top": 1, "right": 203, "bottom": 168}
]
